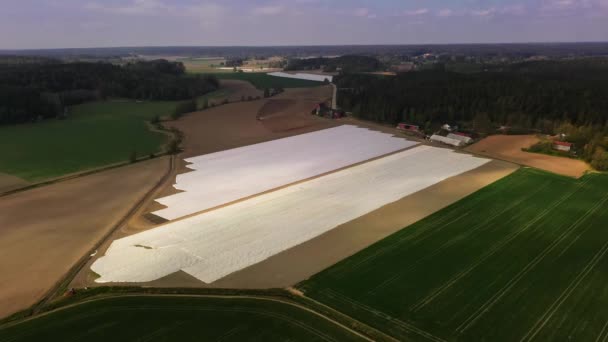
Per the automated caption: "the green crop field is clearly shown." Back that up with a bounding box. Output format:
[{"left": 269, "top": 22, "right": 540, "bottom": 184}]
[
  {"left": 300, "top": 169, "right": 608, "bottom": 341},
  {"left": 216, "top": 72, "right": 322, "bottom": 89},
  {"left": 0, "top": 101, "right": 178, "bottom": 181},
  {"left": 0, "top": 296, "right": 362, "bottom": 342}
]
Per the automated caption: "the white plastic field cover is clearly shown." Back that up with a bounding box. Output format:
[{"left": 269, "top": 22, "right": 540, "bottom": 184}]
[
  {"left": 92, "top": 146, "right": 489, "bottom": 284},
  {"left": 153, "top": 125, "right": 416, "bottom": 220},
  {"left": 267, "top": 72, "right": 333, "bottom": 82}
]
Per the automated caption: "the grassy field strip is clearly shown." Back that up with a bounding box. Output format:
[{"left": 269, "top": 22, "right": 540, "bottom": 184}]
[
  {"left": 321, "top": 289, "right": 445, "bottom": 342},
  {"left": 366, "top": 180, "right": 553, "bottom": 295},
  {"left": 0, "top": 101, "right": 178, "bottom": 181},
  {"left": 411, "top": 177, "right": 591, "bottom": 313},
  {"left": 455, "top": 182, "right": 606, "bottom": 334},
  {"left": 325, "top": 174, "right": 529, "bottom": 280}
]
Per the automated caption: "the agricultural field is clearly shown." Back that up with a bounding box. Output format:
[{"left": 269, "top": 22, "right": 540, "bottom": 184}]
[
  {"left": 153, "top": 125, "right": 415, "bottom": 220},
  {"left": 299, "top": 168, "right": 608, "bottom": 341},
  {"left": 216, "top": 72, "right": 322, "bottom": 89},
  {"left": 466, "top": 134, "right": 590, "bottom": 178},
  {"left": 0, "top": 296, "right": 363, "bottom": 342},
  {"left": 0, "top": 158, "right": 168, "bottom": 319},
  {"left": 91, "top": 145, "right": 488, "bottom": 284},
  {"left": 0, "top": 101, "right": 177, "bottom": 181},
  {"left": 181, "top": 57, "right": 227, "bottom": 74}
]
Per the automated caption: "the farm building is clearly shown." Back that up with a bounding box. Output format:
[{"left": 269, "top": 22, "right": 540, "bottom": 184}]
[
  {"left": 313, "top": 103, "right": 345, "bottom": 119},
  {"left": 447, "top": 133, "right": 473, "bottom": 145},
  {"left": 552, "top": 141, "right": 572, "bottom": 152},
  {"left": 430, "top": 134, "right": 464, "bottom": 147},
  {"left": 397, "top": 123, "right": 421, "bottom": 132}
]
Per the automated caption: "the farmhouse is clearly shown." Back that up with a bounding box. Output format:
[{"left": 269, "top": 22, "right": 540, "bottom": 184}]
[
  {"left": 552, "top": 140, "right": 572, "bottom": 152},
  {"left": 397, "top": 123, "right": 423, "bottom": 135}
]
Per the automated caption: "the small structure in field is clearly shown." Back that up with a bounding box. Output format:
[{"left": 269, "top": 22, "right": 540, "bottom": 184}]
[
  {"left": 397, "top": 123, "right": 420, "bottom": 132},
  {"left": 552, "top": 141, "right": 572, "bottom": 152},
  {"left": 447, "top": 132, "right": 473, "bottom": 145},
  {"left": 313, "top": 103, "right": 345, "bottom": 119},
  {"left": 397, "top": 123, "right": 425, "bottom": 137},
  {"left": 430, "top": 134, "right": 464, "bottom": 147}
]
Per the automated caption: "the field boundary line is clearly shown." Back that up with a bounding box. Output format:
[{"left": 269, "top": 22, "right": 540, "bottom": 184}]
[
  {"left": 321, "top": 289, "right": 444, "bottom": 342},
  {"left": 1, "top": 294, "right": 375, "bottom": 342},
  {"left": 456, "top": 182, "right": 604, "bottom": 334},
  {"left": 367, "top": 181, "right": 551, "bottom": 295},
  {"left": 411, "top": 179, "right": 586, "bottom": 312}
]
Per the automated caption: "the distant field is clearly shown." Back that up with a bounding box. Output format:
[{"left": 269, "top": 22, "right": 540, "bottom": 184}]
[
  {"left": 300, "top": 169, "right": 608, "bottom": 341},
  {"left": 216, "top": 72, "right": 322, "bottom": 89},
  {"left": 181, "top": 57, "right": 227, "bottom": 73},
  {"left": 0, "top": 296, "right": 362, "bottom": 342},
  {"left": 0, "top": 101, "right": 177, "bottom": 181}
]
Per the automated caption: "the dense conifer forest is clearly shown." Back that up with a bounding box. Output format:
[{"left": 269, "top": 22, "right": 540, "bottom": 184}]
[{"left": 336, "top": 59, "right": 608, "bottom": 169}]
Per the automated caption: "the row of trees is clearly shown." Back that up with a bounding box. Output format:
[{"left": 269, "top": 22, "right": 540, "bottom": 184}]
[
  {"left": 0, "top": 59, "right": 219, "bottom": 125},
  {"left": 335, "top": 59, "right": 608, "bottom": 169}
]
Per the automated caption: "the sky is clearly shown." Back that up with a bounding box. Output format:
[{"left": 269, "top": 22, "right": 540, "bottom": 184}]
[{"left": 1, "top": 0, "right": 607, "bottom": 49}]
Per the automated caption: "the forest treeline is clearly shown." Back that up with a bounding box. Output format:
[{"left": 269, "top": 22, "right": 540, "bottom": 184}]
[
  {"left": 336, "top": 59, "right": 608, "bottom": 169},
  {"left": 0, "top": 59, "right": 219, "bottom": 124},
  {"left": 285, "top": 55, "right": 382, "bottom": 73}
]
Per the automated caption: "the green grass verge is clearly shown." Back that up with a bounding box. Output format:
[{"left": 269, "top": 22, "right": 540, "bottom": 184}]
[
  {"left": 299, "top": 168, "right": 608, "bottom": 341},
  {"left": 216, "top": 72, "right": 322, "bottom": 89},
  {"left": 0, "top": 100, "right": 178, "bottom": 181},
  {"left": 0, "top": 295, "right": 364, "bottom": 342}
]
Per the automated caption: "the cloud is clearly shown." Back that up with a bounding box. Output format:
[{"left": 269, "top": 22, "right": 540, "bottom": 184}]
[
  {"left": 403, "top": 8, "right": 429, "bottom": 16},
  {"left": 471, "top": 8, "right": 496, "bottom": 17},
  {"left": 252, "top": 5, "right": 285, "bottom": 16},
  {"left": 437, "top": 8, "right": 455, "bottom": 17},
  {"left": 353, "top": 7, "right": 370, "bottom": 17},
  {"left": 85, "top": 0, "right": 170, "bottom": 16}
]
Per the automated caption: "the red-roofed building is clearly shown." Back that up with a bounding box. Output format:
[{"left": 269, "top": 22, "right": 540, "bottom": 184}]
[{"left": 552, "top": 141, "right": 572, "bottom": 152}]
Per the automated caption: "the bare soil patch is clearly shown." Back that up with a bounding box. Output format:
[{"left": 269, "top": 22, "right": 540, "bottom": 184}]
[
  {"left": 218, "top": 79, "right": 262, "bottom": 102},
  {"left": 0, "top": 158, "right": 168, "bottom": 319},
  {"left": 0, "top": 173, "right": 28, "bottom": 194},
  {"left": 465, "top": 134, "right": 590, "bottom": 178}
]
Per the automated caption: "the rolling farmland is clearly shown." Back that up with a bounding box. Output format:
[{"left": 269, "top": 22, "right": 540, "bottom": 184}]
[
  {"left": 0, "top": 296, "right": 363, "bottom": 342},
  {"left": 299, "top": 169, "right": 608, "bottom": 341},
  {"left": 0, "top": 101, "right": 177, "bottom": 181}
]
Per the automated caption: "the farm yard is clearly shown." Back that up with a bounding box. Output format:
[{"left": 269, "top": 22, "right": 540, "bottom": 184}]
[
  {"left": 0, "top": 296, "right": 363, "bottom": 342},
  {"left": 0, "top": 101, "right": 177, "bottom": 182},
  {"left": 0, "top": 158, "right": 169, "bottom": 320},
  {"left": 299, "top": 169, "right": 608, "bottom": 341},
  {"left": 466, "top": 134, "right": 590, "bottom": 178}
]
